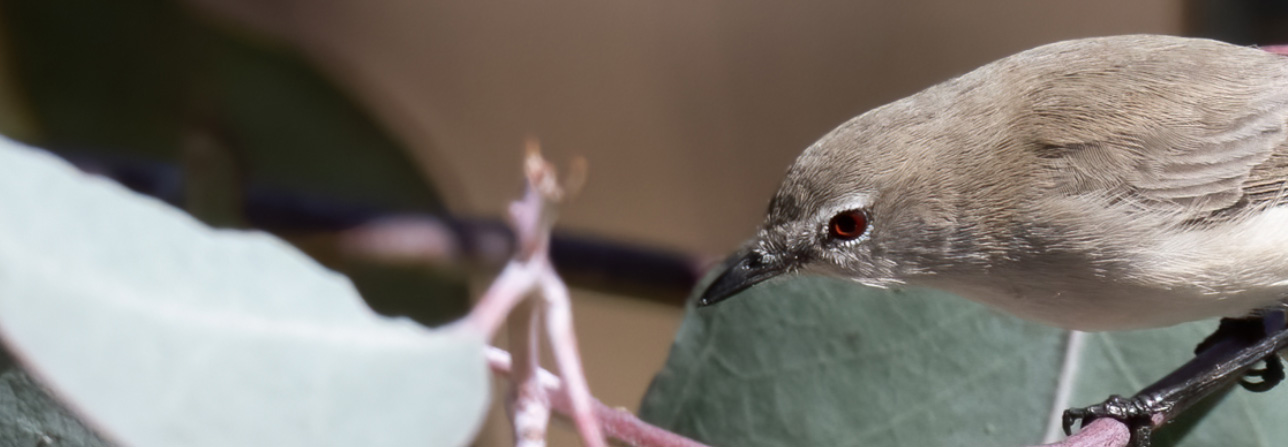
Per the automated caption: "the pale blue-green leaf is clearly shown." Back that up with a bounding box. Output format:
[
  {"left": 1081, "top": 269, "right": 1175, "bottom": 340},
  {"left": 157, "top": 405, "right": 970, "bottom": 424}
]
[
  {"left": 0, "top": 137, "right": 488, "bottom": 447},
  {"left": 640, "top": 276, "right": 1288, "bottom": 446}
]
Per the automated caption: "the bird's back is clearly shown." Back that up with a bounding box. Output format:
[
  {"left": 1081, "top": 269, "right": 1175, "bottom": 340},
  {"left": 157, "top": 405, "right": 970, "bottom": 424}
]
[{"left": 998, "top": 35, "right": 1288, "bottom": 220}]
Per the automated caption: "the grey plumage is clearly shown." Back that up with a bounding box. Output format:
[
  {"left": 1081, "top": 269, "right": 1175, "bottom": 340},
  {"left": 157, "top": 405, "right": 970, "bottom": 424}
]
[{"left": 705, "top": 35, "right": 1288, "bottom": 331}]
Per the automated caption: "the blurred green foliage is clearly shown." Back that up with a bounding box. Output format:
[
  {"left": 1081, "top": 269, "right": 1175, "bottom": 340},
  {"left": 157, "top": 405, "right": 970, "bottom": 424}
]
[{"left": 0, "top": 0, "right": 468, "bottom": 326}]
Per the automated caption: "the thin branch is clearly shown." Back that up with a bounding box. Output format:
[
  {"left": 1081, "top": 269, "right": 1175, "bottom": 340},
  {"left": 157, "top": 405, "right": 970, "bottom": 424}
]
[
  {"left": 466, "top": 261, "right": 541, "bottom": 336},
  {"left": 487, "top": 347, "right": 711, "bottom": 447},
  {"left": 460, "top": 143, "right": 606, "bottom": 447},
  {"left": 1032, "top": 418, "right": 1130, "bottom": 447},
  {"left": 539, "top": 267, "right": 602, "bottom": 445},
  {"left": 1262, "top": 44, "right": 1288, "bottom": 57},
  {"left": 508, "top": 299, "right": 548, "bottom": 447}
]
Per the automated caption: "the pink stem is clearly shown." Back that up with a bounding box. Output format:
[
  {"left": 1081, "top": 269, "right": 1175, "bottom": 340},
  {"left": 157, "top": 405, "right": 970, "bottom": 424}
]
[
  {"left": 508, "top": 300, "right": 549, "bottom": 447},
  {"left": 465, "top": 261, "right": 539, "bottom": 337},
  {"left": 462, "top": 148, "right": 606, "bottom": 447},
  {"left": 1262, "top": 44, "right": 1288, "bottom": 57},
  {"left": 539, "top": 266, "right": 606, "bottom": 447},
  {"left": 1031, "top": 418, "right": 1130, "bottom": 447},
  {"left": 487, "top": 347, "right": 711, "bottom": 447}
]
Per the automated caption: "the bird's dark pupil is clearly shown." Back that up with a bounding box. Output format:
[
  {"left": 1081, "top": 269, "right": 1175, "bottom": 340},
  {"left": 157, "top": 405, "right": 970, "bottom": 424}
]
[
  {"left": 836, "top": 216, "right": 855, "bottom": 233},
  {"left": 829, "top": 211, "right": 866, "bottom": 240}
]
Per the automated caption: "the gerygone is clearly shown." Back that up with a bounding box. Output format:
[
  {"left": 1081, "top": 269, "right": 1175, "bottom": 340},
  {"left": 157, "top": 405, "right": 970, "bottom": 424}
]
[{"left": 699, "top": 34, "right": 1288, "bottom": 333}]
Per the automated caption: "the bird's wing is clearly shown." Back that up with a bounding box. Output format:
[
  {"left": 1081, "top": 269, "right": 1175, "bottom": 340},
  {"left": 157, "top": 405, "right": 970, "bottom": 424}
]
[
  {"left": 1035, "top": 101, "right": 1288, "bottom": 224},
  {"left": 1243, "top": 147, "right": 1288, "bottom": 212},
  {"left": 1020, "top": 44, "right": 1288, "bottom": 223},
  {"left": 1129, "top": 101, "right": 1288, "bottom": 217}
]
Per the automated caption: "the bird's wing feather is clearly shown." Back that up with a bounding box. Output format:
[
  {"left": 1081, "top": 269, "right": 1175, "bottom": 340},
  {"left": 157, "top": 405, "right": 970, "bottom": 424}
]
[
  {"left": 1017, "top": 38, "right": 1288, "bottom": 222},
  {"left": 1130, "top": 97, "right": 1288, "bottom": 215},
  {"left": 1243, "top": 147, "right": 1288, "bottom": 210}
]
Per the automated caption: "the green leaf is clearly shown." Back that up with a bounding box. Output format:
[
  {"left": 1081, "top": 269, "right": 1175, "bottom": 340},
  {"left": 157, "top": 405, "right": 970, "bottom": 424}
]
[
  {"left": 640, "top": 276, "right": 1288, "bottom": 446},
  {"left": 0, "top": 137, "right": 489, "bottom": 447},
  {"left": 0, "top": 0, "right": 446, "bottom": 211}
]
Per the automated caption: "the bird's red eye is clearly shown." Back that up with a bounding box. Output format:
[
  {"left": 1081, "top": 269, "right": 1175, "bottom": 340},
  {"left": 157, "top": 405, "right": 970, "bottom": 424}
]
[{"left": 828, "top": 210, "right": 868, "bottom": 240}]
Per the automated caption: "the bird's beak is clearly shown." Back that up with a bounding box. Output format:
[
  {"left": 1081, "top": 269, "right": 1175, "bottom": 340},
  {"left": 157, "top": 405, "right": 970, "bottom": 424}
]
[{"left": 697, "top": 248, "right": 788, "bottom": 307}]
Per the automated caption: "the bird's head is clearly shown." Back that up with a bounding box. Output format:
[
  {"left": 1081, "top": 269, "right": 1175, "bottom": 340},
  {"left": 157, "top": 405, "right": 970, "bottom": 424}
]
[{"left": 697, "top": 110, "right": 967, "bottom": 306}]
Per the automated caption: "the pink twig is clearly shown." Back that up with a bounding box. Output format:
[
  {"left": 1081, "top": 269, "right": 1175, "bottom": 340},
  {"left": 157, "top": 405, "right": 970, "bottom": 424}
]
[
  {"left": 461, "top": 143, "right": 604, "bottom": 447},
  {"left": 466, "top": 261, "right": 541, "bottom": 336},
  {"left": 539, "top": 268, "right": 602, "bottom": 444},
  {"left": 508, "top": 300, "right": 548, "bottom": 447},
  {"left": 1261, "top": 44, "right": 1288, "bottom": 57},
  {"left": 1031, "top": 418, "right": 1130, "bottom": 447},
  {"left": 487, "top": 347, "right": 711, "bottom": 447}
]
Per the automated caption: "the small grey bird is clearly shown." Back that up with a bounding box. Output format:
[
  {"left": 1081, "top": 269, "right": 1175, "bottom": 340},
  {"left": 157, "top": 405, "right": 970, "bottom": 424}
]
[
  {"left": 700, "top": 34, "right": 1288, "bottom": 333},
  {"left": 698, "top": 34, "right": 1288, "bottom": 445}
]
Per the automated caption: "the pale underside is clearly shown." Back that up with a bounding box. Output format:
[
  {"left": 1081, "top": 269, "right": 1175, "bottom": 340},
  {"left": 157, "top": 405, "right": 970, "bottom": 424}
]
[
  {"left": 929, "top": 206, "right": 1288, "bottom": 331},
  {"left": 930, "top": 115, "right": 1288, "bottom": 330}
]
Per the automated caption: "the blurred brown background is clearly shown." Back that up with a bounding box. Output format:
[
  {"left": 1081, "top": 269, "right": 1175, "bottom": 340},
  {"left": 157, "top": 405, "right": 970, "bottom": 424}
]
[
  {"left": 2, "top": 0, "right": 1237, "bottom": 444},
  {"left": 188, "top": 0, "right": 1182, "bottom": 255},
  {"left": 184, "top": 1, "right": 1188, "bottom": 445}
]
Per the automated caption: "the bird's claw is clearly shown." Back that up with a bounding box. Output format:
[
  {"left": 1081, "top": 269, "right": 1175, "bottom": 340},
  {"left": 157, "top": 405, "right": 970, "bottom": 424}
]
[
  {"left": 1062, "top": 395, "right": 1156, "bottom": 447},
  {"left": 1238, "top": 355, "right": 1284, "bottom": 392}
]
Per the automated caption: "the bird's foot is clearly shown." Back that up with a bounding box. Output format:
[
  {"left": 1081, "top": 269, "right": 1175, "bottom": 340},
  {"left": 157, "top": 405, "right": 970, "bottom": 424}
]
[
  {"left": 1063, "top": 395, "right": 1158, "bottom": 447},
  {"left": 1061, "top": 312, "right": 1288, "bottom": 447}
]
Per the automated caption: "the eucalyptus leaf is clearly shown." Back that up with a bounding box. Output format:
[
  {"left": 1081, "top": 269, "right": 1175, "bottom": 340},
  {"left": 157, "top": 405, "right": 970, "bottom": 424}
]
[
  {"left": 0, "top": 137, "right": 488, "bottom": 447},
  {"left": 640, "top": 276, "right": 1288, "bottom": 446}
]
